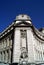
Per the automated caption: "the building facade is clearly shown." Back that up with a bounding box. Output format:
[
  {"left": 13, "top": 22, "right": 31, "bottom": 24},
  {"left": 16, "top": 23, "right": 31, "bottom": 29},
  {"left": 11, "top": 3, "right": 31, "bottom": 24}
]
[{"left": 0, "top": 14, "right": 44, "bottom": 65}]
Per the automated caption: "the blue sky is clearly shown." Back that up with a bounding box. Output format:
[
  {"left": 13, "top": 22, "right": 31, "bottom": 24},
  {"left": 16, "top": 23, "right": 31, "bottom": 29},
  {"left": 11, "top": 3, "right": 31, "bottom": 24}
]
[{"left": 0, "top": 0, "right": 44, "bottom": 32}]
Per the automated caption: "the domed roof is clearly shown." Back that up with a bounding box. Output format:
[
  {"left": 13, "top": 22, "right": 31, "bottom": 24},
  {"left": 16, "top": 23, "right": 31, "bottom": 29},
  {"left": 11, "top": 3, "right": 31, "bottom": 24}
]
[
  {"left": 15, "top": 14, "right": 32, "bottom": 24},
  {"left": 16, "top": 14, "right": 31, "bottom": 20}
]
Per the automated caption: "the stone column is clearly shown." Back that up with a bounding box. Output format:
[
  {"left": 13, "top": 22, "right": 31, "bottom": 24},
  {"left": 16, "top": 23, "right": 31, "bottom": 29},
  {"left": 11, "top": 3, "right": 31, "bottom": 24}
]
[
  {"left": 0, "top": 52, "right": 1, "bottom": 62},
  {"left": 2, "top": 52, "right": 4, "bottom": 62},
  {"left": 7, "top": 38, "right": 9, "bottom": 47},
  {"left": 13, "top": 28, "right": 21, "bottom": 63},
  {"left": 5, "top": 51, "right": 8, "bottom": 63},
  {"left": 5, "top": 50, "right": 9, "bottom": 63},
  {"left": 8, "top": 49, "right": 11, "bottom": 63},
  {"left": 4, "top": 40, "right": 5, "bottom": 48},
  {"left": 21, "top": 38, "right": 26, "bottom": 48},
  {"left": 42, "top": 45, "right": 43, "bottom": 61},
  {"left": 43, "top": 44, "right": 44, "bottom": 61},
  {"left": 1, "top": 52, "right": 2, "bottom": 62},
  {"left": 10, "top": 38, "right": 12, "bottom": 46},
  {"left": 27, "top": 29, "right": 34, "bottom": 63},
  {"left": 4, "top": 51, "right": 7, "bottom": 63}
]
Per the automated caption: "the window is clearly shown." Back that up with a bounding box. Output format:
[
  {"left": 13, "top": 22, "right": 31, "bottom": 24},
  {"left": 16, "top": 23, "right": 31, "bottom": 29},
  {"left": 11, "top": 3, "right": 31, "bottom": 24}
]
[
  {"left": 21, "top": 30, "right": 26, "bottom": 38},
  {"left": 20, "top": 30, "right": 27, "bottom": 48}
]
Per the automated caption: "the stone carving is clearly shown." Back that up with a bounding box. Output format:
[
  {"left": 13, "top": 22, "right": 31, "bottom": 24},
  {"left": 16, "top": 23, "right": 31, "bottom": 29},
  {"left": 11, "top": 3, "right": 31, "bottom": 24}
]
[
  {"left": 19, "top": 47, "right": 28, "bottom": 65},
  {"left": 20, "top": 47, "right": 28, "bottom": 58}
]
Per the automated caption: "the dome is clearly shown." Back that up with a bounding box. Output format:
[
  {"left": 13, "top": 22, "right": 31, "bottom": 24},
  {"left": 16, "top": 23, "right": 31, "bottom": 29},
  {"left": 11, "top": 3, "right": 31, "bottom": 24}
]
[
  {"left": 15, "top": 14, "right": 32, "bottom": 24},
  {"left": 16, "top": 14, "right": 31, "bottom": 20}
]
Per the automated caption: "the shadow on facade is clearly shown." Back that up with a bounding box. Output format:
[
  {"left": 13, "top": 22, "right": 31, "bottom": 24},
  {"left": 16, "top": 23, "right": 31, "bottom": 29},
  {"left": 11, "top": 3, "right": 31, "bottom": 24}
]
[
  {"left": 9, "top": 63, "right": 44, "bottom": 65},
  {"left": 0, "top": 63, "right": 44, "bottom": 65}
]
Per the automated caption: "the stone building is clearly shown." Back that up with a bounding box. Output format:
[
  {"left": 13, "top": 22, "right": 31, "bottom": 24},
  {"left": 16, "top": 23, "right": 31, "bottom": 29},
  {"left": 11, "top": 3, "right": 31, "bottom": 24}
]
[{"left": 0, "top": 14, "right": 44, "bottom": 65}]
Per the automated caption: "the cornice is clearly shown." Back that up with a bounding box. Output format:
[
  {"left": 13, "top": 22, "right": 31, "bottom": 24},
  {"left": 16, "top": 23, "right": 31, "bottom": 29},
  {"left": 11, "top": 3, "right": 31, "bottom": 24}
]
[
  {"left": 0, "top": 22, "right": 15, "bottom": 39},
  {"left": 0, "top": 20, "right": 32, "bottom": 39},
  {"left": 33, "top": 26, "right": 44, "bottom": 41},
  {"left": 0, "top": 20, "right": 44, "bottom": 41}
]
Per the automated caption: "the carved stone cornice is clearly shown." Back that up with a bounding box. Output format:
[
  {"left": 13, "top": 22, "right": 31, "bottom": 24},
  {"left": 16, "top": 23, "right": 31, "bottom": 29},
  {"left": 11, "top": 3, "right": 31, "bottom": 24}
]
[
  {"left": 32, "top": 26, "right": 44, "bottom": 41},
  {"left": 0, "top": 22, "right": 14, "bottom": 39},
  {"left": 0, "top": 20, "right": 44, "bottom": 41},
  {"left": 0, "top": 20, "right": 32, "bottom": 39}
]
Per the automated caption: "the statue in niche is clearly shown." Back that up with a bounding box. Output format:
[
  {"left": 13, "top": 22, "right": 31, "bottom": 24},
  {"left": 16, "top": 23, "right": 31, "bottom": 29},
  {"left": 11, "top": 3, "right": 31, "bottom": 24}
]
[
  {"left": 19, "top": 47, "right": 28, "bottom": 65},
  {"left": 20, "top": 47, "right": 28, "bottom": 58}
]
